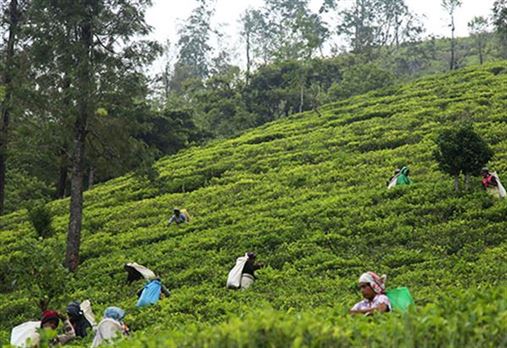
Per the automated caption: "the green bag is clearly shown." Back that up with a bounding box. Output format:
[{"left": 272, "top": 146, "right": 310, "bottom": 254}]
[{"left": 386, "top": 287, "right": 415, "bottom": 312}]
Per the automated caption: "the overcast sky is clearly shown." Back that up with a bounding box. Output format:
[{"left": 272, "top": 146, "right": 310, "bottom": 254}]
[{"left": 145, "top": 0, "right": 496, "bottom": 69}]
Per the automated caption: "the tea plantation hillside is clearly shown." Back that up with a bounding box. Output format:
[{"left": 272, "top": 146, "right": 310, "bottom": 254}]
[{"left": 1, "top": 63, "right": 507, "bottom": 347}]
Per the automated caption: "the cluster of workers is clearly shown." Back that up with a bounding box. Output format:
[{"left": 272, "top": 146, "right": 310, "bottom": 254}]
[
  {"left": 11, "top": 263, "right": 174, "bottom": 347},
  {"left": 10, "top": 303, "right": 128, "bottom": 348},
  {"left": 386, "top": 166, "right": 506, "bottom": 198},
  {"left": 11, "top": 166, "right": 503, "bottom": 347},
  {"left": 10, "top": 253, "right": 390, "bottom": 347},
  {"left": 226, "top": 254, "right": 392, "bottom": 315}
]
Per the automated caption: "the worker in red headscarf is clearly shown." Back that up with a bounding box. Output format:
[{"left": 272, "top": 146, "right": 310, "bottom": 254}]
[{"left": 40, "top": 310, "right": 76, "bottom": 345}]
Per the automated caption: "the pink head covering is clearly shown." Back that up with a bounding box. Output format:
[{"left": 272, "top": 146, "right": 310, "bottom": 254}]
[{"left": 359, "top": 272, "right": 387, "bottom": 294}]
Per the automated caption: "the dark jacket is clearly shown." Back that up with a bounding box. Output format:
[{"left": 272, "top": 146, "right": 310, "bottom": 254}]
[{"left": 242, "top": 259, "right": 262, "bottom": 279}]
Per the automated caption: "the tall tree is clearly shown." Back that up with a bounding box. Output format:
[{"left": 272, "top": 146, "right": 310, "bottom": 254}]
[
  {"left": 240, "top": 0, "right": 328, "bottom": 65},
  {"left": 339, "top": 0, "right": 376, "bottom": 53},
  {"left": 67, "top": 0, "right": 95, "bottom": 273},
  {"left": 0, "top": 0, "right": 28, "bottom": 214},
  {"left": 273, "top": 0, "right": 329, "bottom": 60},
  {"left": 241, "top": 0, "right": 328, "bottom": 115},
  {"left": 29, "top": 0, "right": 158, "bottom": 272},
  {"left": 375, "top": 0, "right": 423, "bottom": 48},
  {"left": 240, "top": 8, "right": 274, "bottom": 67},
  {"left": 468, "top": 16, "right": 489, "bottom": 65},
  {"left": 492, "top": 0, "right": 507, "bottom": 58},
  {"left": 174, "top": 0, "right": 215, "bottom": 84},
  {"left": 337, "top": 0, "right": 422, "bottom": 55},
  {"left": 441, "top": 0, "right": 462, "bottom": 70},
  {"left": 157, "top": 40, "right": 177, "bottom": 101},
  {"left": 240, "top": 9, "right": 263, "bottom": 80}
]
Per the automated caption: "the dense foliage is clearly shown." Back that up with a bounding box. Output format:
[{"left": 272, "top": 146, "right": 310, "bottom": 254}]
[{"left": 0, "top": 62, "right": 506, "bottom": 346}]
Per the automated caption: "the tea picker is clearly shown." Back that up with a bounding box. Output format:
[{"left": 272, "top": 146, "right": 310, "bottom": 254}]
[
  {"left": 227, "top": 252, "right": 264, "bottom": 290},
  {"left": 168, "top": 207, "right": 191, "bottom": 226},
  {"left": 124, "top": 262, "right": 171, "bottom": 307}
]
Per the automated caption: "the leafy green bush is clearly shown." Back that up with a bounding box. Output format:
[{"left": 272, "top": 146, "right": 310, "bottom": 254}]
[
  {"left": 434, "top": 123, "right": 493, "bottom": 191},
  {"left": 28, "top": 203, "right": 54, "bottom": 239},
  {"left": 4, "top": 169, "right": 52, "bottom": 214}
]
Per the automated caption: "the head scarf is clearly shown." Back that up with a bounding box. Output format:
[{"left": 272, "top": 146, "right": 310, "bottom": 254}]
[
  {"left": 246, "top": 252, "right": 256, "bottom": 259},
  {"left": 359, "top": 272, "right": 387, "bottom": 294},
  {"left": 41, "top": 310, "right": 60, "bottom": 327},
  {"left": 67, "top": 301, "right": 82, "bottom": 318},
  {"left": 104, "top": 307, "right": 125, "bottom": 322}
]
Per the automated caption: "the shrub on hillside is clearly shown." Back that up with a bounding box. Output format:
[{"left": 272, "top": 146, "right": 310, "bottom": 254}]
[
  {"left": 7, "top": 239, "right": 69, "bottom": 312},
  {"left": 434, "top": 123, "right": 493, "bottom": 192},
  {"left": 28, "top": 203, "right": 54, "bottom": 239},
  {"left": 4, "top": 170, "right": 52, "bottom": 214}
]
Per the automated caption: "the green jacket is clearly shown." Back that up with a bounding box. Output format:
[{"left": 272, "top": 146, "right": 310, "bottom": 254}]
[{"left": 396, "top": 167, "right": 412, "bottom": 186}]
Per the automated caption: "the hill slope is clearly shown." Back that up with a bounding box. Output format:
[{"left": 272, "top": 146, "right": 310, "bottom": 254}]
[{"left": 1, "top": 63, "right": 507, "bottom": 347}]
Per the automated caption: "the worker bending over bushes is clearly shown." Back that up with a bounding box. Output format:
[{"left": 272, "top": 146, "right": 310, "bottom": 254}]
[
  {"left": 124, "top": 262, "right": 171, "bottom": 307},
  {"left": 10, "top": 300, "right": 97, "bottom": 347},
  {"left": 227, "top": 252, "right": 264, "bottom": 290},
  {"left": 387, "top": 166, "right": 412, "bottom": 189},
  {"left": 481, "top": 167, "right": 506, "bottom": 198},
  {"left": 168, "top": 208, "right": 191, "bottom": 226},
  {"left": 91, "top": 307, "right": 129, "bottom": 348}
]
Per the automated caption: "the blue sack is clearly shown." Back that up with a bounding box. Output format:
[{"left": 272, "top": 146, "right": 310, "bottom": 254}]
[{"left": 136, "top": 279, "right": 162, "bottom": 307}]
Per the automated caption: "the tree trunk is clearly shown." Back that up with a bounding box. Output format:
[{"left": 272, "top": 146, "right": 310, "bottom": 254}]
[
  {"left": 354, "top": 0, "right": 361, "bottom": 52},
  {"left": 245, "top": 29, "right": 251, "bottom": 84},
  {"left": 0, "top": 123, "right": 8, "bottom": 215},
  {"left": 56, "top": 146, "right": 69, "bottom": 198},
  {"left": 0, "top": 0, "right": 19, "bottom": 215},
  {"left": 65, "top": 12, "right": 94, "bottom": 273},
  {"left": 88, "top": 166, "right": 95, "bottom": 189},
  {"left": 453, "top": 175, "right": 460, "bottom": 192},
  {"left": 479, "top": 39, "right": 484, "bottom": 65},
  {"left": 163, "top": 62, "right": 170, "bottom": 100},
  {"left": 464, "top": 173, "right": 471, "bottom": 191},
  {"left": 56, "top": 163, "right": 68, "bottom": 199},
  {"left": 66, "top": 128, "right": 86, "bottom": 272},
  {"left": 299, "top": 79, "right": 304, "bottom": 113},
  {"left": 0, "top": 153, "right": 5, "bottom": 214},
  {"left": 394, "top": 13, "right": 400, "bottom": 49},
  {"left": 450, "top": 15, "right": 456, "bottom": 70}
]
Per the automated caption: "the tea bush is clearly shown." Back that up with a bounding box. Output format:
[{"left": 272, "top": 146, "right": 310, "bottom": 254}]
[
  {"left": 0, "top": 62, "right": 506, "bottom": 346},
  {"left": 28, "top": 203, "right": 54, "bottom": 239}
]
